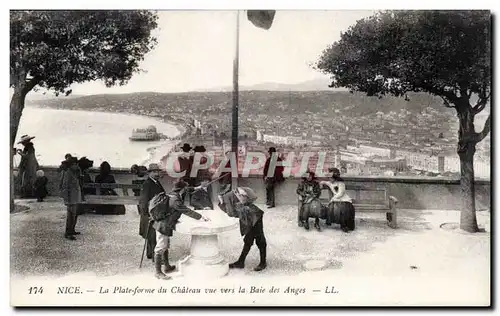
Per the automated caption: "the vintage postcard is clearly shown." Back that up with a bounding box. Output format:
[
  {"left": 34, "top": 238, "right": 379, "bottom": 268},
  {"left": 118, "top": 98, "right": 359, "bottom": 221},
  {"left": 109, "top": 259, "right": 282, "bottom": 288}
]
[{"left": 8, "top": 7, "right": 491, "bottom": 307}]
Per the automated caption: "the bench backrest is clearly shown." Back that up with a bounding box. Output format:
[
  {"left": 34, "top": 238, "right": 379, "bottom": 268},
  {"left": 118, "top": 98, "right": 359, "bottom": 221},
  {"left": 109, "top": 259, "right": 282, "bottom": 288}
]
[
  {"left": 320, "top": 184, "right": 389, "bottom": 207},
  {"left": 82, "top": 183, "right": 143, "bottom": 196}
]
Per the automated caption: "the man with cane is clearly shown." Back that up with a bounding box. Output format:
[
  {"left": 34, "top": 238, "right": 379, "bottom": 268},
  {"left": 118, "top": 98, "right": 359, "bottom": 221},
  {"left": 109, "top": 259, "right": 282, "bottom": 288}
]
[{"left": 138, "top": 163, "right": 165, "bottom": 262}]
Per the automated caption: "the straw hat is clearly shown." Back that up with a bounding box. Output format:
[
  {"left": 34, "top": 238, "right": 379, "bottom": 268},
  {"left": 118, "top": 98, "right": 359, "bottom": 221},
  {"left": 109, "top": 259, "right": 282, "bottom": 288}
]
[{"left": 17, "top": 134, "right": 35, "bottom": 144}]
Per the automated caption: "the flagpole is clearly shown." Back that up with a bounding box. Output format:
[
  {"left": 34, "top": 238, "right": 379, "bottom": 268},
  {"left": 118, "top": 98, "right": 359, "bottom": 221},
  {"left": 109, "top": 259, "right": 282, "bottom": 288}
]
[{"left": 231, "top": 10, "right": 240, "bottom": 188}]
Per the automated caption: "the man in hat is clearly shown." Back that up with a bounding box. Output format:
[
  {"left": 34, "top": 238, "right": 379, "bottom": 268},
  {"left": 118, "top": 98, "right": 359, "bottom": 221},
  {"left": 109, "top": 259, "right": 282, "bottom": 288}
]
[
  {"left": 138, "top": 163, "right": 165, "bottom": 261},
  {"left": 219, "top": 187, "right": 267, "bottom": 272},
  {"left": 178, "top": 143, "right": 194, "bottom": 200},
  {"left": 150, "top": 180, "right": 210, "bottom": 279},
  {"left": 263, "top": 147, "right": 285, "bottom": 208},
  {"left": 61, "top": 156, "right": 82, "bottom": 240},
  {"left": 296, "top": 170, "right": 321, "bottom": 229}
]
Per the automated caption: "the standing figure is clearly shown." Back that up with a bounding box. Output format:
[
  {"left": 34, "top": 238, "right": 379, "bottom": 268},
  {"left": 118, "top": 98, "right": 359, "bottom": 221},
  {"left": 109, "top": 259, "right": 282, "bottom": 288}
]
[
  {"left": 94, "top": 161, "right": 126, "bottom": 215},
  {"left": 61, "top": 157, "right": 82, "bottom": 240},
  {"left": 177, "top": 143, "right": 194, "bottom": 201},
  {"left": 220, "top": 187, "right": 267, "bottom": 272},
  {"left": 296, "top": 170, "right": 322, "bottom": 230},
  {"left": 263, "top": 147, "right": 285, "bottom": 208},
  {"left": 150, "top": 180, "right": 209, "bottom": 280},
  {"left": 58, "top": 153, "right": 73, "bottom": 192},
  {"left": 139, "top": 163, "right": 165, "bottom": 261},
  {"left": 33, "top": 170, "right": 48, "bottom": 202},
  {"left": 17, "top": 135, "right": 39, "bottom": 198},
  {"left": 320, "top": 168, "right": 355, "bottom": 232}
]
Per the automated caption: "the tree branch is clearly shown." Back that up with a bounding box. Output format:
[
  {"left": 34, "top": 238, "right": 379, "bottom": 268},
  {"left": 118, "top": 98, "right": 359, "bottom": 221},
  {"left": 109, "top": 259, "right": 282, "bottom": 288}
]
[
  {"left": 440, "top": 96, "right": 455, "bottom": 108},
  {"left": 21, "top": 77, "right": 40, "bottom": 95},
  {"left": 475, "top": 113, "right": 491, "bottom": 142},
  {"left": 473, "top": 92, "right": 490, "bottom": 115}
]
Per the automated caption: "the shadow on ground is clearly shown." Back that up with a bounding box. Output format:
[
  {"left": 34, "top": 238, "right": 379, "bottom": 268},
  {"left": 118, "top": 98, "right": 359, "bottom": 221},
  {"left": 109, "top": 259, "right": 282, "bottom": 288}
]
[{"left": 11, "top": 199, "right": 433, "bottom": 278}]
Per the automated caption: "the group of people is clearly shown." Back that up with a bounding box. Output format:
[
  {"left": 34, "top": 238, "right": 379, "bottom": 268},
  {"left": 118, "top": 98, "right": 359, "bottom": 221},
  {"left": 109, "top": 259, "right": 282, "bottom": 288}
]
[
  {"left": 58, "top": 153, "right": 127, "bottom": 240},
  {"left": 138, "top": 161, "right": 267, "bottom": 280},
  {"left": 296, "top": 168, "right": 356, "bottom": 232}
]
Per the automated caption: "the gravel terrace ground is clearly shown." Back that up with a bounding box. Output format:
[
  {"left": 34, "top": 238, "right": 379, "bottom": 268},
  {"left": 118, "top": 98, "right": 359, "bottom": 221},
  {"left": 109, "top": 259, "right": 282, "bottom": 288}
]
[{"left": 10, "top": 197, "right": 490, "bottom": 306}]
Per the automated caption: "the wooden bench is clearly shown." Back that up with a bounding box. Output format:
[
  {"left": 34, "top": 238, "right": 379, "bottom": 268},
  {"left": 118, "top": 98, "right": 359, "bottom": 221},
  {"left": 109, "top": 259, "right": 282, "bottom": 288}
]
[
  {"left": 319, "top": 184, "right": 398, "bottom": 228},
  {"left": 79, "top": 183, "right": 142, "bottom": 205}
]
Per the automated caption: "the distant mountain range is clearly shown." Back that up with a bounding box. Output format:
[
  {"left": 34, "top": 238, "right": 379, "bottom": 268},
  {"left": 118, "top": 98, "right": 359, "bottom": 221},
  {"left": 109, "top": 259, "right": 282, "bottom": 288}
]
[
  {"left": 23, "top": 78, "right": 342, "bottom": 101},
  {"left": 198, "top": 78, "right": 345, "bottom": 92}
]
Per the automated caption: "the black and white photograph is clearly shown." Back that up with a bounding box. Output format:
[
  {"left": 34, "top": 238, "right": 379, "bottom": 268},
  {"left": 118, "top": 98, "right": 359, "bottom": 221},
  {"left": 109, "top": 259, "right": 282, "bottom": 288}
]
[{"left": 7, "top": 2, "right": 492, "bottom": 307}]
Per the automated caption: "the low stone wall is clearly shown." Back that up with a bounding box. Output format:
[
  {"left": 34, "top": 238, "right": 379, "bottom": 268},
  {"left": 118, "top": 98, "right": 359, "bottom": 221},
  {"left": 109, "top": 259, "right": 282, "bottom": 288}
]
[{"left": 15, "top": 166, "right": 490, "bottom": 211}]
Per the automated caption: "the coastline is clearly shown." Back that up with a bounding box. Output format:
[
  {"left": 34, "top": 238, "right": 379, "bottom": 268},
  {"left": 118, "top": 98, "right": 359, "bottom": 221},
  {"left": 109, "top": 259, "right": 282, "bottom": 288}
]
[{"left": 23, "top": 105, "right": 191, "bottom": 167}]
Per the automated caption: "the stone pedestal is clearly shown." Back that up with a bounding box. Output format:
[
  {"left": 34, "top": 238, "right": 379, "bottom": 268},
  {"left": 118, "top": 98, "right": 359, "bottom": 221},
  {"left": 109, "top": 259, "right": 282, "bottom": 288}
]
[{"left": 175, "top": 209, "right": 239, "bottom": 279}]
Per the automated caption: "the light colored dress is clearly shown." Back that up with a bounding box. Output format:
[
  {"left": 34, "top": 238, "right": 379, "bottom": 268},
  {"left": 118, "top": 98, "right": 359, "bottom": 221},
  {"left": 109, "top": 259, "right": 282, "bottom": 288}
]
[{"left": 320, "top": 180, "right": 352, "bottom": 203}]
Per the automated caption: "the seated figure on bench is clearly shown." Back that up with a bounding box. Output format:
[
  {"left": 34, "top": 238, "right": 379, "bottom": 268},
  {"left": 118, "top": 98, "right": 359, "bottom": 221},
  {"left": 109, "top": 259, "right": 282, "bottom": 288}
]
[
  {"left": 296, "top": 170, "right": 322, "bottom": 230},
  {"left": 94, "top": 161, "right": 126, "bottom": 215},
  {"left": 320, "top": 168, "right": 355, "bottom": 232}
]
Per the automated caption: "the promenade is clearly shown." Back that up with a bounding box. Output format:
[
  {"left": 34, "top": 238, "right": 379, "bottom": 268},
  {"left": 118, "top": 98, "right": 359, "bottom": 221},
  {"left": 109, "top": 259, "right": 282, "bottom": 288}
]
[{"left": 10, "top": 197, "right": 490, "bottom": 306}]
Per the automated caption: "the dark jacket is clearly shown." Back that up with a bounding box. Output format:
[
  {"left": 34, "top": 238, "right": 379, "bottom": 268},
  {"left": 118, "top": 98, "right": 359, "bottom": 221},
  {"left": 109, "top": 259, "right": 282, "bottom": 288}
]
[
  {"left": 297, "top": 179, "right": 321, "bottom": 204},
  {"left": 232, "top": 202, "right": 264, "bottom": 236},
  {"left": 139, "top": 177, "right": 165, "bottom": 238},
  {"left": 81, "top": 170, "right": 95, "bottom": 195},
  {"left": 190, "top": 168, "right": 213, "bottom": 210},
  {"left": 61, "top": 168, "right": 82, "bottom": 205},
  {"left": 33, "top": 176, "right": 48, "bottom": 198},
  {"left": 263, "top": 156, "right": 285, "bottom": 182},
  {"left": 152, "top": 191, "right": 202, "bottom": 236},
  {"left": 219, "top": 191, "right": 264, "bottom": 236}
]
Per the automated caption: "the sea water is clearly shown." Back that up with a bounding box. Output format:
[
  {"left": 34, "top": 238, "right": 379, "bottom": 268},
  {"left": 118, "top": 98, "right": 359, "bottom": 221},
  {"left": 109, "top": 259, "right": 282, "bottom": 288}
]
[{"left": 14, "top": 106, "right": 181, "bottom": 169}]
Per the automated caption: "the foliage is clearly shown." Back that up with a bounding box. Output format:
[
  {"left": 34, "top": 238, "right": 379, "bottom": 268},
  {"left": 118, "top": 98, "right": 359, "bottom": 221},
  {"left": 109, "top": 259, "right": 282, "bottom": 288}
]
[
  {"left": 316, "top": 10, "right": 491, "bottom": 111},
  {"left": 10, "top": 10, "right": 158, "bottom": 96}
]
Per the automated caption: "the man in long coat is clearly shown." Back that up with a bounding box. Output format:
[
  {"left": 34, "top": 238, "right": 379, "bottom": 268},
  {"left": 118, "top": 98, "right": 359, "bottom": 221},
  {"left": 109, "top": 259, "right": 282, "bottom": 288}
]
[{"left": 139, "top": 163, "right": 165, "bottom": 261}]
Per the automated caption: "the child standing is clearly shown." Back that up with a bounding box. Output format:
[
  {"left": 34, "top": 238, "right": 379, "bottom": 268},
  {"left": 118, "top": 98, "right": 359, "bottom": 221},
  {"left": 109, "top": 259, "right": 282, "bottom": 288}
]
[{"left": 33, "top": 170, "right": 48, "bottom": 202}]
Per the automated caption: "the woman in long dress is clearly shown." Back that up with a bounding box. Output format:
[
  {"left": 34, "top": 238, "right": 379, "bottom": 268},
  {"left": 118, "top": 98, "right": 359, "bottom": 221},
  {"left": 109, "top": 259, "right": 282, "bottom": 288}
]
[
  {"left": 17, "top": 135, "right": 39, "bottom": 198},
  {"left": 320, "top": 168, "right": 355, "bottom": 232}
]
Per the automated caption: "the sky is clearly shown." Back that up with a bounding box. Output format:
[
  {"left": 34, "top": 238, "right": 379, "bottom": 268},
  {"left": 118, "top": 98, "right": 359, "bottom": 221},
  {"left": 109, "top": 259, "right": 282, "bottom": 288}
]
[{"left": 59, "top": 10, "right": 375, "bottom": 95}]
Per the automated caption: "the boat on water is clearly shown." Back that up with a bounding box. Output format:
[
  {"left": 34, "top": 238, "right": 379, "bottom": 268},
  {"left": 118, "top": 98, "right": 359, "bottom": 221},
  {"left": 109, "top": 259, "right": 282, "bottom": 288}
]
[{"left": 129, "top": 125, "right": 168, "bottom": 141}]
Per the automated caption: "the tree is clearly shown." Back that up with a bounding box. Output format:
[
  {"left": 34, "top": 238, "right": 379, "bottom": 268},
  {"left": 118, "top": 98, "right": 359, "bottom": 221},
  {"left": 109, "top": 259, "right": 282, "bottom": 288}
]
[
  {"left": 316, "top": 10, "right": 491, "bottom": 232},
  {"left": 10, "top": 10, "right": 158, "bottom": 207}
]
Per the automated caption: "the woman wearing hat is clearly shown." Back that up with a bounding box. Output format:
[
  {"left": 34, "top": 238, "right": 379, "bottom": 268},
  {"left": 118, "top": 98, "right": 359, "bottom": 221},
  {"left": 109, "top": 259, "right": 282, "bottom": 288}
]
[
  {"left": 139, "top": 163, "right": 166, "bottom": 261},
  {"left": 219, "top": 187, "right": 267, "bottom": 272},
  {"left": 16, "top": 135, "right": 39, "bottom": 198},
  {"left": 320, "top": 168, "right": 355, "bottom": 232},
  {"left": 296, "top": 170, "right": 321, "bottom": 229}
]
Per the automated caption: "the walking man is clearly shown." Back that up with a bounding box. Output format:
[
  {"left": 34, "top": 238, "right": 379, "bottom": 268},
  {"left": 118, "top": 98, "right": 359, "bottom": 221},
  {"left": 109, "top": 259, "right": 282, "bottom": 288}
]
[{"left": 220, "top": 187, "right": 267, "bottom": 271}]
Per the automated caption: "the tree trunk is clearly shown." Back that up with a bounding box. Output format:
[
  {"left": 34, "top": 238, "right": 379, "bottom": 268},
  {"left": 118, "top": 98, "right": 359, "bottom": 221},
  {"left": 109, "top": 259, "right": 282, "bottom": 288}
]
[
  {"left": 10, "top": 85, "right": 28, "bottom": 211},
  {"left": 458, "top": 143, "right": 478, "bottom": 232},
  {"left": 456, "top": 104, "right": 479, "bottom": 233}
]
